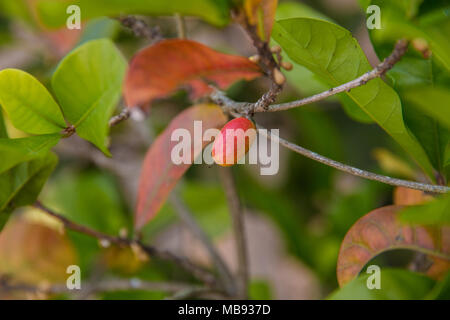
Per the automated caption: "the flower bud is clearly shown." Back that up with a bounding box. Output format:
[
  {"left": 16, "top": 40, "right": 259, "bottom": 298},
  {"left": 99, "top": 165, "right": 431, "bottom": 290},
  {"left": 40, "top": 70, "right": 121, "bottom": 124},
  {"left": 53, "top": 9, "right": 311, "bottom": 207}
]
[
  {"left": 270, "top": 45, "right": 281, "bottom": 53},
  {"left": 212, "top": 117, "right": 256, "bottom": 166},
  {"left": 273, "top": 68, "right": 286, "bottom": 85},
  {"left": 281, "top": 61, "right": 293, "bottom": 71},
  {"left": 249, "top": 55, "right": 261, "bottom": 63}
]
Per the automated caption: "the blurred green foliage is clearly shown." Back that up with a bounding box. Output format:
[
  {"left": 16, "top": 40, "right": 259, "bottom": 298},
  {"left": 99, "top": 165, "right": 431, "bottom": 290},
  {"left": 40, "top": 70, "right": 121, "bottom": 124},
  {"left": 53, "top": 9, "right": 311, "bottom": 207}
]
[{"left": 0, "top": 0, "right": 448, "bottom": 300}]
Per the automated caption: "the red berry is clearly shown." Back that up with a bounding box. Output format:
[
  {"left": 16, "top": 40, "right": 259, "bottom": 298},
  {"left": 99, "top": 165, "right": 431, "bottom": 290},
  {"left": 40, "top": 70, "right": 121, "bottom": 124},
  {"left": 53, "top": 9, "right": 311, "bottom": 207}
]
[{"left": 212, "top": 117, "right": 256, "bottom": 166}]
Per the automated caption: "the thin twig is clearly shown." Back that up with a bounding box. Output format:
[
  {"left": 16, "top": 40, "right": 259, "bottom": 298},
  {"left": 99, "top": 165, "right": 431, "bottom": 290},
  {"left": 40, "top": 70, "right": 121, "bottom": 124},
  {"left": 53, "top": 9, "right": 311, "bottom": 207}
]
[
  {"left": 218, "top": 167, "right": 249, "bottom": 299},
  {"left": 32, "top": 201, "right": 219, "bottom": 288},
  {"left": 256, "top": 125, "right": 450, "bottom": 194},
  {"left": 0, "top": 275, "right": 207, "bottom": 297},
  {"left": 116, "top": 15, "right": 162, "bottom": 44},
  {"left": 264, "top": 39, "right": 409, "bottom": 112},
  {"left": 169, "top": 192, "right": 236, "bottom": 295},
  {"left": 174, "top": 13, "right": 187, "bottom": 39},
  {"left": 233, "top": 10, "right": 284, "bottom": 112},
  {"left": 212, "top": 39, "right": 409, "bottom": 114},
  {"left": 109, "top": 109, "right": 131, "bottom": 127}
]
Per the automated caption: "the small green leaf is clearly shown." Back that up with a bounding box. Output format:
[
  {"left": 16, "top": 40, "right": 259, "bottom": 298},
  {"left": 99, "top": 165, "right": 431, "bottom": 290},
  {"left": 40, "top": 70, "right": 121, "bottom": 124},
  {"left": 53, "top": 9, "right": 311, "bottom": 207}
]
[
  {"left": 329, "top": 268, "right": 435, "bottom": 300},
  {"left": 273, "top": 18, "right": 434, "bottom": 177},
  {"left": 399, "top": 195, "right": 450, "bottom": 226},
  {"left": 0, "top": 69, "right": 66, "bottom": 134},
  {"left": 52, "top": 39, "right": 126, "bottom": 155},
  {"left": 35, "top": 0, "right": 231, "bottom": 28},
  {"left": 0, "top": 152, "right": 58, "bottom": 231},
  {"left": 0, "top": 134, "right": 61, "bottom": 174}
]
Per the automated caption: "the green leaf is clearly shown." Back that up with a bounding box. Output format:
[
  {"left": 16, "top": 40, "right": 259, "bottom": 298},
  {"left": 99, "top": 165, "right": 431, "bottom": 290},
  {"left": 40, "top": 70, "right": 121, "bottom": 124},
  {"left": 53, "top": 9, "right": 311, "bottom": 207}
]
[
  {"left": 0, "top": 111, "right": 7, "bottom": 138},
  {"left": 365, "top": 1, "right": 450, "bottom": 174},
  {"left": 403, "top": 99, "right": 449, "bottom": 174},
  {"left": 0, "top": 134, "right": 61, "bottom": 174},
  {"left": 370, "top": 0, "right": 450, "bottom": 72},
  {"left": 45, "top": 170, "right": 128, "bottom": 234},
  {"left": 387, "top": 57, "right": 433, "bottom": 90},
  {"left": 274, "top": 2, "right": 373, "bottom": 123},
  {"left": 404, "top": 86, "right": 450, "bottom": 130},
  {"left": 77, "top": 18, "right": 120, "bottom": 46},
  {"left": 426, "top": 272, "right": 450, "bottom": 300},
  {"left": 273, "top": 18, "right": 434, "bottom": 177},
  {"left": 329, "top": 268, "right": 435, "bottom": 300},
  {"left": 35, "top": 0, "right": 231, "bottom": 28},
  {"left": 0, "top": 69, "right": 66, "bottom": 134},
  {"left": 0, "top": 0, "right": 35, "bottom": 25},
  {"left": 399, "top": 195, "right": 450, "bottom": 226},
  {"left": 0, "top": 152, "right": 58, "bottom": 231},
  {"left": 52, "top": 39, "right": 126, "bottom": 155}
]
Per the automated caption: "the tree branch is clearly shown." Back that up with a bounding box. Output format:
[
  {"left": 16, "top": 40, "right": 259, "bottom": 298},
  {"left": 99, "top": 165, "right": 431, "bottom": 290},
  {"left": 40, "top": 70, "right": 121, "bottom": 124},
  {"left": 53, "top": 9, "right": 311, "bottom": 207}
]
[
  {"left": 168, "top": 192, "right": 236, "bottom": 295},
  {"left": 174, "top": 13, "right": 187, "bottom": 39},
  {"left": 117, "top": 15, "right": 162, "bottom": 44},
  {"left": 264, "top": 39, "right": 409, "bottom": 112},
  {"left": 218, "top": 167, "right": 249, "bottom": 299},
  {"left": 0, "top": 274, "right": 209, "bottom": 298},
  {"left": 32, "top": 201, "right": 220, "bottom": 289},
  {"left": 256, "top": 125, "right": 450, "bottom": 194},
  {"left": 212, "top": 39, "right": 409, "bottom": 114},
  {"left": 233, "top": 10, "right": 284, "bottom": 112},
  {"left": 109, "top": 108, "right": 131, "bottom": 127}
]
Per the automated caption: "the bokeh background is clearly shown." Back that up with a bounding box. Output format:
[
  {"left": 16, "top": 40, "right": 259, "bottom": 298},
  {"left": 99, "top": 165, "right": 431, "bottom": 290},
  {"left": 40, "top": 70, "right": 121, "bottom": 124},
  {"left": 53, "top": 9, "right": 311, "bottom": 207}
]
[{"left": 0, "top": 0, "right": 442, "bottom": 299}]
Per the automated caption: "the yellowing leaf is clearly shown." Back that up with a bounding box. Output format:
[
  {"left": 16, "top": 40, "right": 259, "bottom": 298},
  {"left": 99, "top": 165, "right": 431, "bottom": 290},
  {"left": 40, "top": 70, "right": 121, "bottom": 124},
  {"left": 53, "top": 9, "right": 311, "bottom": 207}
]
[
  {"left": 244, "top": 0, "right": 278, "bottom": 41},
  {"left": 0, "top": 215, "right": 77, "bottom": 285}
]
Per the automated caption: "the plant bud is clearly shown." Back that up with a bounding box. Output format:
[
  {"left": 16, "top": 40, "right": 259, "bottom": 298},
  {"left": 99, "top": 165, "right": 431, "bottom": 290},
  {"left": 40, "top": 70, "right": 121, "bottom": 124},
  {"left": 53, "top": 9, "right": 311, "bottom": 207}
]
[
  {"left": 281, "top": 61, "right": 293, "bottom": 71},
  {"left": 273, "top": 68, "right": 286, "bottom": 85},
  {"left": 249, "top": 55, "right": 261, "bottom": 63},
  {"left": 270, "top": 45, "right": 281, "bottom": 53},
  {"left": 212, "top": 117, "right": 256, "bottom": 166}
]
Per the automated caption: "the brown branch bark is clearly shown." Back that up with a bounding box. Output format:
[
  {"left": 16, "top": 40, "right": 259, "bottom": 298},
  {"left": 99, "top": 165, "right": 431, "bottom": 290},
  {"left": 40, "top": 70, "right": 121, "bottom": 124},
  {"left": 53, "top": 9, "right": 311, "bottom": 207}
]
[
  {"left": 116, "top": 16, "right": 162, "bottom": 44},
  {"left": 32, "top": 201, "right": 220, "bottom": 289},
  {"left": 211, "top": 39, "right": 409, "bottom": 114},
  {"left": 0, "top": 274, "right": 209, "bottom": 298}
]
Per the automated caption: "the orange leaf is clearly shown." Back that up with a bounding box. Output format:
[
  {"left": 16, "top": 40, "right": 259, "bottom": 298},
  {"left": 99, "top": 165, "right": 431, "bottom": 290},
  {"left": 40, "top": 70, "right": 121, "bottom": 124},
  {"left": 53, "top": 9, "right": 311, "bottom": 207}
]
[
  {"left": 337, "top": 205, "right": 450, "bottom": 287},
  {"left": 135, "top": 104, "right": 227, "bottom": 229},
  {"left": 244, "top": 0, "right": 278, "bottom": 41},
  {"left": 124, "top": 39, "right": 262, "bottom": 109},
  {"left": 393, "top": 186, "right": 433, "bottom": 205}
]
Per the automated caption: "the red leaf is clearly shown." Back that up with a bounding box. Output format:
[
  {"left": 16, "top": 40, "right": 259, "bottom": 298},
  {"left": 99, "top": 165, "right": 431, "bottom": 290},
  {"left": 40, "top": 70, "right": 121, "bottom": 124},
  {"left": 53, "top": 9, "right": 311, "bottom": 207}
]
[
  {"left": 123, "top": 39, "right": 262, "bottom": 109},
  {"left": 337, "top": 205, "right": 450, "bottom": 287},
  {"left": 393, "top": 186, "right": 433, "bottom": 205},
  {"left": 135, "top": 104, "right": 227, "bottom": 229}
]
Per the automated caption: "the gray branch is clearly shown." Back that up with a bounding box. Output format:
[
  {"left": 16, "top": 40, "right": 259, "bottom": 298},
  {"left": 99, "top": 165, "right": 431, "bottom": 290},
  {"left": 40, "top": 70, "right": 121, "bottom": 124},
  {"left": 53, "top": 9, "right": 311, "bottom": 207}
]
[{"left": 256, "top": 125, "right": 449, "bottom": 194}]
